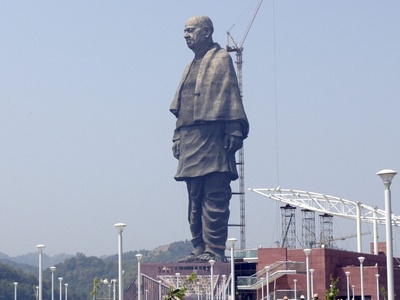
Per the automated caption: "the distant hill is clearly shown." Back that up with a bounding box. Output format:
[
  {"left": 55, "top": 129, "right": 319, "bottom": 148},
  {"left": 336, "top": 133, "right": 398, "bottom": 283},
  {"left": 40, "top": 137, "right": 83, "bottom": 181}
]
[
  {"left": 0, "top": 252, "right": 73, "bottom": 269},
  {"left": 0, "top": 240, "right": 193, "bottom": 300}
]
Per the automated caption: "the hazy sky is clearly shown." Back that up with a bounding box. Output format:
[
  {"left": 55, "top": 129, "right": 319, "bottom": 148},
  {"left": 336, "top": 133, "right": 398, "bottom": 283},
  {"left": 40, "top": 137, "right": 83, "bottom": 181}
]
[{"left": 1, "top": 1, "right": 400, "bottom": 258}]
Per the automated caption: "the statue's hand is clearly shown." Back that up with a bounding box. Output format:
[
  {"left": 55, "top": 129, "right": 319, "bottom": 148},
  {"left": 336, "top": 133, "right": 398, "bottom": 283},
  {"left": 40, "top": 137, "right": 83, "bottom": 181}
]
[
  {"left": 172, "top": 140, "right": 180, "bottom": 159},
  {"left": 224, "top": 134, "right": 243, "bottom": 154}
]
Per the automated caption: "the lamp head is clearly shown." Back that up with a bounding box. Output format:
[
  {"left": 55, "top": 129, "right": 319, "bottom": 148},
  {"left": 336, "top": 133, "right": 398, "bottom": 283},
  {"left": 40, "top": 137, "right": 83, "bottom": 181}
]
[
  {"left": 377, "top": 169, "right": 397, "bottom": 186},
  {"left": 303, "top": 248, "right": 312, "bottom": 256},
  {"left": 358, "top": 256, "right": 365, "bottom": 264},
  {"left": 50, "top": 266, "right": 56, "bottom": 272},
  {"left": 114, "top": 223, "right": 127, "bottom": 233},
  {"left": 36, "top": 244, "right": 46, "bottom": 252},
  {"left": 227, "top": 237, "right": 237, "bottom": 246},
  {"left": 136, "top": 253, "right": 143, "bottom": 261}
]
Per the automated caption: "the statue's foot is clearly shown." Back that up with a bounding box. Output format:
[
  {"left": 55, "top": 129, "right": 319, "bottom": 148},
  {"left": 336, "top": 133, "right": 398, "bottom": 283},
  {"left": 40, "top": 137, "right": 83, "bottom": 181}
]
[
  {"left": 177, "top": 253, "right": 197, "bottom": 263},
  {"left": 177, "top": 244, "right": 205, "bottom": 263},
  {"left": 195, "top": 252, "right": 227, "bottom": 262}
]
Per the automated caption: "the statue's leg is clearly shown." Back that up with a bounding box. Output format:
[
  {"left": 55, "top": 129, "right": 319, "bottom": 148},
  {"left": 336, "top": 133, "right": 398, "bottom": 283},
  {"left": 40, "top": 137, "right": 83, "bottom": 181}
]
[
  {"left": 201, "top": 172, "right": 231, "bottom": 261},
  {"left": 187, "top": 177, "right": 205, "bottom": 255}
]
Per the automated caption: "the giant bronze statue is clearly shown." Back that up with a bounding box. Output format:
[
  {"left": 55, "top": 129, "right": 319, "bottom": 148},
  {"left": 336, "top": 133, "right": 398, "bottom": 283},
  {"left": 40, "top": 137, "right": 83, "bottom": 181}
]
[{"left": 170, "top": 16, "right": 249, "bottom": 262}]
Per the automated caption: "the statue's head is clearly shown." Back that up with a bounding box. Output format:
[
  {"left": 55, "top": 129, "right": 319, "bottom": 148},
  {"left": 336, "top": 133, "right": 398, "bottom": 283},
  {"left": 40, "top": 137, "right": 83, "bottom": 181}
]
[{"left": 184, "top": 16, "right": 214, "bottom": 53}]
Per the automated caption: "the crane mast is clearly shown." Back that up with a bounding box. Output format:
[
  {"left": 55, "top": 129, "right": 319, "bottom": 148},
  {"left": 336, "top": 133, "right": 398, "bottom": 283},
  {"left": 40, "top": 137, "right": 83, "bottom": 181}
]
[{"left": 226, "top": 0, "right": 263, "bottom": 250}]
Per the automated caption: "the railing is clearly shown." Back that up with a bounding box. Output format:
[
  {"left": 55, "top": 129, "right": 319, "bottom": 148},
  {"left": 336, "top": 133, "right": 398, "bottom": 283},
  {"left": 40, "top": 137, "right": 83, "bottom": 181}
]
[{"left": 237, "top": 261, "right": 306, "bottom": 290}]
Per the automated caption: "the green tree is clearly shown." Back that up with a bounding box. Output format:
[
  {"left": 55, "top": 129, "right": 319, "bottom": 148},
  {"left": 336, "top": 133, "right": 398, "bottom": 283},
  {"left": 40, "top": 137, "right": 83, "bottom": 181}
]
[{"left": 325, "top": 274, "right": 339, "bottom": 300}]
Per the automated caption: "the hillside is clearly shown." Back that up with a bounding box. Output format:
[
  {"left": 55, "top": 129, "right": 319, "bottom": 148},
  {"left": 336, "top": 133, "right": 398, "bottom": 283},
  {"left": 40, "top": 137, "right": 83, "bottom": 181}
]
[{"left": 0, "top": 240, "right": 192, "bottom": 300}]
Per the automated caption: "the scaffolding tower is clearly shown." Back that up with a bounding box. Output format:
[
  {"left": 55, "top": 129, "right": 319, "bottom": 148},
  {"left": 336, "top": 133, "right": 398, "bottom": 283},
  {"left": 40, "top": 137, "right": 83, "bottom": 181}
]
[
  {"left": 319, "top": 213, "right": 334, "bottom": 248},
  {"left": 301, "top": 209, "right": 316, "bottom": 249},
  {"left": 280, "top": 204, "right": 296, "bottom": 249}
]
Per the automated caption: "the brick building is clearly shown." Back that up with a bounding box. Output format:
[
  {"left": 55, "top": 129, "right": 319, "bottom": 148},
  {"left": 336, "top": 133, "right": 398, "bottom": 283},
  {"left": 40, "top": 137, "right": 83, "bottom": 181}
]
[{"left": 126, "top": 245, "right": 399, "bottom": 300}]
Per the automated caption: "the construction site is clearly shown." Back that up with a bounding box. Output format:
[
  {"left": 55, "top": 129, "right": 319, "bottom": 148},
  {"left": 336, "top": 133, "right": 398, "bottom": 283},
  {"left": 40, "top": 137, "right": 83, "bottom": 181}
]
[{"left": 123, "top": 184, "right": 400, "bottom": 300}]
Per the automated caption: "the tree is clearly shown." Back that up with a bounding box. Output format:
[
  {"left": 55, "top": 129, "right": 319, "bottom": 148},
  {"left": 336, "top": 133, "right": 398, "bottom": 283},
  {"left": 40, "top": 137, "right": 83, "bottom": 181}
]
[{"left": 325, "top": 274, "right": 339, "bottom": 300}]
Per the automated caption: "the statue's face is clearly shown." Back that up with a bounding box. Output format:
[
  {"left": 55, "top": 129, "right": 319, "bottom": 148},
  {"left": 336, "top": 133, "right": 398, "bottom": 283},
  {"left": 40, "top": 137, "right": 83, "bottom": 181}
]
[{"left": 184, "top": 18, "right": 208, "bottom": 51}]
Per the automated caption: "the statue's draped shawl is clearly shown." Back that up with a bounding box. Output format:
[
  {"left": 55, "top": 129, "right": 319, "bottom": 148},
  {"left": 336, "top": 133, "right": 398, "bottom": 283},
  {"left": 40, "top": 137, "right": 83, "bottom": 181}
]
[{"left": 170, "top": 43, "right": 249, "bottom": 138}]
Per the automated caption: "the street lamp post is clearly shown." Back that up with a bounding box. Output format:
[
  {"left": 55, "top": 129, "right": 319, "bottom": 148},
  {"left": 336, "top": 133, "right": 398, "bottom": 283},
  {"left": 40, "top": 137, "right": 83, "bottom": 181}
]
[
  {"left": 228, "top": 238, "right": 237, "bottom": 300},
  {"left": 58, "top": 277, "right": 63, "bottom": 300},
  {"left": 197, "top": 281, "right": 201, "bottom": 300},
  {"left": 265, "top": 266, "right": 270, "bottom": 300},
  {"left": 136, "top": 254, "right": 143, "bottom": 300},
  {"left": 222, "top": 275, "right": 226, "bottom": 300},
  {"left": 36, "top": 244, "right": 45, "bottom": 300},
  {"left": 176, "top": 273, "right": 180, "bottom": 289},
  {"left": 64, "top": 283, "right": 68, "bottom": 300},
  {"left": 375, "top": 274, "right": 380, "bottom": 300},
  {"left": 377, "top": 169, "right": 397, "bottom": 300},
  {"left": 310, "top": 269, "right": 314, "bottom": 298},
  {"left": 14, "top": 282, "right": 18, "bottom": 300},
  {"left": 209, "top": 259, "right": 215, "bottom": 300},
  {"left": 260, "top": 277, "right": 265, "bottom": 300},
  {"left": 112, "top": 279, "right": 117, "bottom": 300},
  {"left": 293, "top": 279, "right": 297, "bottom": 300},
  {"left": 358, "top": 257, "right": 365, "bottom": 300},
  {"left": 114, "top": 223, "right": 127, "bottom": 300},
  {"left": 158, "top": 280, "right": 162, "bottom": 300},
  {"left": 345, "top": 272, "right": 350, "bottom": 300},
  {"left": 351, "top": 285, "right": 355, "bottom": 300},
  {"left": 50, "top": 266, "right": 56, "bottom": 300},
  {"left": 304, "top": 249, "right": 312, "bottom": 300}
]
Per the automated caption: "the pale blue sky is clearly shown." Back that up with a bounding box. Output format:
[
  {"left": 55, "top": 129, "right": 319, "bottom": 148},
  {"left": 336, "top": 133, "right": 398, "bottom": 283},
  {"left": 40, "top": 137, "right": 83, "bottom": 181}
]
[{"left": 1, "top": 1, "right": 400, "bottom": 257}]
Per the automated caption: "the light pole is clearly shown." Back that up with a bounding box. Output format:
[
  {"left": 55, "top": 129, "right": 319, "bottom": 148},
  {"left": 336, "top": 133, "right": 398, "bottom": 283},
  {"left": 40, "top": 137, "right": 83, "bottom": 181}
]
[
  {"left": 309, "top": 269, "right": 314, "bottom": 298},
  {"left": 112, "top": 279, "right": 117, "bottom": 300},
  {"left": 265, "top": 266, "right": 270, "bottom": 300},
  {"left": 158, "top": 280, "right": 163, "bottom": 300},
  {"left": 304, "top": 249, "right": 312, "bottom": 300},
  {"left": 197, "top": 281, "right": 201, "bottom": 300},
  {"left": 228, "top": 238, "right": 237, "bottom": 300},
  {"left": 293, "top": 279, "right": 297, "bottom": 300},
  {"left": 36, "top": 244, "right": 45, "bottom": 300},
  {"left": 145, "top": 289, "right": 148, "bottom": 300},
  {"left": 377, "top": 169, "right": 397, "bottom": 300},
  {"left": 114, "top": 223, "right": 127, "bottom": 300},
  {"left": 260, "top": 277, "right": 265, "bottom": 300},
  {"left": 58, "top": 277, "right": 63, "bottom": 300},
  {"left": 351, "top": 285, "right": 355, "bottom": 300},
  {"left": 222, "top": 275, "right": 226, "bottom": 300},
  {"left": 136, "top": 254, "right": 143, "bottom": 300},
  {"left": 50, "top": 266, "right": 56, "bottom": 300},
  {"left": 358, "top": 257, "right": 365, "bottom": 300},
  {"left": 176, "top": 273, "right": 180, "bottom": 289},
  {"left": 345, "top": 271, "right": 350, "bottom": 300},
  {"left": 375, "top": 274, "right": 380, "bottom": 300},
  {"left": 64, "top": 283, "right": 68, "bottom": 300},
  {"left": 209, "top": 259, "right": 215, "bottom": 300},
  {"left": 14, "top": 282, "right": 18, "bottom": 300}
]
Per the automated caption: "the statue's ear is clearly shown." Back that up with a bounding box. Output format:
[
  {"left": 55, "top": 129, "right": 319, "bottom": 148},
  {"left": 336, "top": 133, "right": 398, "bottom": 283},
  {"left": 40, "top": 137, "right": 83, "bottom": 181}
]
[{"left": 204, "top": 27, "right": 211, "bottom": 38}]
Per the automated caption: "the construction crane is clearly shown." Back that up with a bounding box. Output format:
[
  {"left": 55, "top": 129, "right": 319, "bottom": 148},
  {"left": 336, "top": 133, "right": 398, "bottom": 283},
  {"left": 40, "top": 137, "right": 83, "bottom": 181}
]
[{"left": 227, "top": 0, "right": 264, "bottom": 250}]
